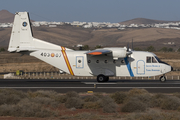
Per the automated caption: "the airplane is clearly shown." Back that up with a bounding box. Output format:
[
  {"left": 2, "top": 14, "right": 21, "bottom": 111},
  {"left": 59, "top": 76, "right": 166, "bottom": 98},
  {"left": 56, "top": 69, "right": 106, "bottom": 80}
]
[{"left": 8, "top": 12, "right": 173, "bottom": 82}]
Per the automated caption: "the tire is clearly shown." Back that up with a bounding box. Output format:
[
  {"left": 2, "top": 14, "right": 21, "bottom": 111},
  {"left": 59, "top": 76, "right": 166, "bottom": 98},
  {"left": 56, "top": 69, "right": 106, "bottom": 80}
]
[
  {"left": 97, "top": 74, "right": 106, "bottom": 82},
  {"left": 160, "top": 76, "right": 166, "bottom": 82}
]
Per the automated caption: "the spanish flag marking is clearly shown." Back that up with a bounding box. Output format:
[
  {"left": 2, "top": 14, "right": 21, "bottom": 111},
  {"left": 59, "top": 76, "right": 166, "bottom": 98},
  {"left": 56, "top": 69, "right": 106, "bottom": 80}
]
[{"left": 61, "top": 47, "right": 74, "bottom": 75}]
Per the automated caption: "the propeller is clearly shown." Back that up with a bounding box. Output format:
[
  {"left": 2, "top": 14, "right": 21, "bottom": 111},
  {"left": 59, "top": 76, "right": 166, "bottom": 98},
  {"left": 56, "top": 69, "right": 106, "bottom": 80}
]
[{"left": 126, "top": 42, "right": 132, "bottom": 56}]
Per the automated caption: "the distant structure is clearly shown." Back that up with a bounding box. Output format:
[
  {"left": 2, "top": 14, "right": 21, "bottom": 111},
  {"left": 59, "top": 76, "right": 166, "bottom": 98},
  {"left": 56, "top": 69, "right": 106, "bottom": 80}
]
[{"left": 1, "top": 19, "right": 180, "bottom": 30}]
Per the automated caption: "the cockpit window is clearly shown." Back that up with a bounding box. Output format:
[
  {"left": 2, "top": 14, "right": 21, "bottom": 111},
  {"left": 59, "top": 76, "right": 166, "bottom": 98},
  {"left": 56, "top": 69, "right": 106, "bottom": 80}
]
[
  {"left": 152, "top": 57, "right": 157, "bottom": 63},
  {"left": 146, "top": 56, "right": 158, "bottom": 63},
  {"left": 146, "top": 57, "right": 151, "bottom": 63}
]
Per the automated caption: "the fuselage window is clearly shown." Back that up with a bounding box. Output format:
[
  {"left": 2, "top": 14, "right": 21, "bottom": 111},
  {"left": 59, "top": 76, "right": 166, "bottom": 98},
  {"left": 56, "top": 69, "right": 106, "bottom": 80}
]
[
  {"left": 78, "top": 60, "right": 81, "bottom": 63},
  {"left": 105, "top": 60, "right": 108, "bottom": 63},
  {"left": 146, "top": 57, "right": 151, "bottom": 63},
  {"left": 88, "top": 60, "right": 91, "bottom": 63},
  {"left": 96, "top": 60, "right": 99, "bottom": 63}
]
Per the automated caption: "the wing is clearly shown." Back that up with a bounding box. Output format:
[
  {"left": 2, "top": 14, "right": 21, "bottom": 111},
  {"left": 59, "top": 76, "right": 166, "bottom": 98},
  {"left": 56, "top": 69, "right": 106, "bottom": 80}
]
[{"left": 85, "top": 49, "right": 112, "bottom": 55}]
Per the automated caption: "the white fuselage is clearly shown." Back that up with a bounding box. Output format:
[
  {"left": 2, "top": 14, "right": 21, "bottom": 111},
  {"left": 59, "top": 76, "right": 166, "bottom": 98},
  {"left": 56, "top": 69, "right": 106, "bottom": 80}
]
[{"left": 30, "top": 49, "right": 171, "bottom": 77}]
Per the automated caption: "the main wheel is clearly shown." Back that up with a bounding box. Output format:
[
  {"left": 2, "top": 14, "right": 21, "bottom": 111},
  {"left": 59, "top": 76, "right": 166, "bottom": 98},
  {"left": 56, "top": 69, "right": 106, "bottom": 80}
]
[
  {"left": 97, "top": 74, "right": 107, "bottom": 82},
  {"left": 160, "top": 76, "right": 166, "bottom": 82}
]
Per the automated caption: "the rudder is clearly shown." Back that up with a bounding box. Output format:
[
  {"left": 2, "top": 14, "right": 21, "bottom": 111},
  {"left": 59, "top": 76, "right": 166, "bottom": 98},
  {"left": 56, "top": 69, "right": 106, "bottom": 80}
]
[{"left": 8, "top": 12, "right": 33, "bottom": 52}]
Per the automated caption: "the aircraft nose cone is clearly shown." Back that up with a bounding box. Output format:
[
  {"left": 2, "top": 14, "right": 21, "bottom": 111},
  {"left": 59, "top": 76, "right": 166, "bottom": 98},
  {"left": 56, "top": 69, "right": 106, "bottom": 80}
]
[{"left": 171, "top": 67, "right": 173, "bottom": 71}]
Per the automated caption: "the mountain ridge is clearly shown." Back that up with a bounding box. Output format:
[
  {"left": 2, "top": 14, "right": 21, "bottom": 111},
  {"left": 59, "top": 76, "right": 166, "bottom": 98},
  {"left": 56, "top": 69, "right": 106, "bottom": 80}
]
[
  {"left": 119, "top": 18, "right": 172, "bottom": 25},
  {"left": 0, "top": 10, "right": 14, "bottom": 23}
]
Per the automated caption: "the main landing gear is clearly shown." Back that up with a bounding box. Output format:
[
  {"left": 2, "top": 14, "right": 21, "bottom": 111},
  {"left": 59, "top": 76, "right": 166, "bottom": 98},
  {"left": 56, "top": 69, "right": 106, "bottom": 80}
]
[
  {"left": 160, "top": 75, "right": 166, "bottom": 82},
  {"left": 97, "top": 74, "right": 109, "bottom": 82}
]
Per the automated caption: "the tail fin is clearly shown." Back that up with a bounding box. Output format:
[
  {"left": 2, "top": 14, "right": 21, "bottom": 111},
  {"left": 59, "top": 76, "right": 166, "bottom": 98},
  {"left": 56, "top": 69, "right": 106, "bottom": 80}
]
[
  {"left": 8, "top": 12, "right": 33, "bottom": 52},
  {"left": 8, "top": 12, "right": 71, "bottom": 52}
]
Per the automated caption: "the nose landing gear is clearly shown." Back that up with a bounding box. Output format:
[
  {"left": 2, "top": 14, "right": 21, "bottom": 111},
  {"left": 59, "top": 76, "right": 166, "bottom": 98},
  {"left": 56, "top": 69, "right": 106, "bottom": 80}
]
[{"left": 160, "top": 75, "right": 166, "bottom": 82}]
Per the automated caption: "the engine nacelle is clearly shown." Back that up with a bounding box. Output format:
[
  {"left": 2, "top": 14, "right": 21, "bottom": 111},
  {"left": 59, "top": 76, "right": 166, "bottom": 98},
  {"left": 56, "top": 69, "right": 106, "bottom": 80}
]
[{"left": 104, "top": 47, "right": 129, "bottom": 60}]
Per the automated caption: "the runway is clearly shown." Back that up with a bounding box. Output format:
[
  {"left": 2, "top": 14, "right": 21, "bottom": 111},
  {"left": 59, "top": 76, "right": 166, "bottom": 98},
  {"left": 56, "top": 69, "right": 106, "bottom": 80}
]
[{"left": 0, "top": 79, "right": 180, "bottom": 93}]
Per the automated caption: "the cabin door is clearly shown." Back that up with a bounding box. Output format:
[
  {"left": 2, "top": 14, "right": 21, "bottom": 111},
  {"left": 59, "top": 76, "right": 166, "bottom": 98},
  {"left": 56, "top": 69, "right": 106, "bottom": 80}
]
[
  {"left": 76, "top": 56, "right": 84, "bottom": 68},
  {"left": 137, "top": 60, "right": 145, "bottom": 75}
]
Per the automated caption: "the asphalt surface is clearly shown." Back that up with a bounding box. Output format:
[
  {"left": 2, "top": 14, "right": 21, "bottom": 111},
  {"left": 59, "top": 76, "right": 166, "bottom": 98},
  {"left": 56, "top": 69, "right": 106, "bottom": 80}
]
[{"left": 0, "top": 79, "right": 180, "bottom": 93}]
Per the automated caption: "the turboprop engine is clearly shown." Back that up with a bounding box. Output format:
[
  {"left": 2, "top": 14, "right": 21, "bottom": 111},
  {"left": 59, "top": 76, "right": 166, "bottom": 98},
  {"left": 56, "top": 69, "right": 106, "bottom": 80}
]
[{"left": 104, "top": 47, "right": 132, "bottom": 60}]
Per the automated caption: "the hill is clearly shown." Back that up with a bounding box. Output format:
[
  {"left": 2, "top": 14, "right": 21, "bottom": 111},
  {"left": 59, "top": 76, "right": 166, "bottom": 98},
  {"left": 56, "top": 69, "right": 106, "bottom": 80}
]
[
  {"left": 1, "top": 26, "right": 180, "bottom": 50},
  {"left": 120, "top": 18, "right": 169, "bottom": 25},
  {"left": 0, "top": 10, "right": 14, "bottom": 23}
]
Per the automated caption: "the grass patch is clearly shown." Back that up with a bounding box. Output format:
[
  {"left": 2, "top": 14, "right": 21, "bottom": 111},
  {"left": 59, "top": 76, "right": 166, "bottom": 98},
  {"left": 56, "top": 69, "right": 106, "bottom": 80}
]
[
  {"left": 27, "top": 90, "right": 58, "bottom": 99},
  {"left": 127, "top": 109, "right": 180, "bottom": 120},
  {"left": 121, "top": 98, "right": 147, "bottom": 112},
  {"left": 111, "top": 91, "right": 127, "bottom": 104},
  {"left": 83, "top": 95, "right": 99, "bottom": 102},
  {"left": 83, "top": 102, "right": 101, "bottom": 109},
  {"left": 0, "top": 102, "right": 58, "bottom": 117},
  {"left": 65, "top": 91, "right": 79, "bottom": 98},
  {"left": 65, "top": 97, "right": 84, "bottom": 109},
  {"left": 101, "top": 96, "right": 118, "bottom": 113},
  {"left": 128, "top": 88, "right": 149, "bottom": 96},
  {"left": 1, "top": 88, "right": 180, "bottom": 119},
  {"left": 160, "top": 96, "right": 180, "bottom": 110}
]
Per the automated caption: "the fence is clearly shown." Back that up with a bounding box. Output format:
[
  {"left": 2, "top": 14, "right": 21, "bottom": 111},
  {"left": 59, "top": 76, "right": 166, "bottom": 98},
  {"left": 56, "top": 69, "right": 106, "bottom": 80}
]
[{"left": 2, "top": 72, "right": 180, "bottom": 80}]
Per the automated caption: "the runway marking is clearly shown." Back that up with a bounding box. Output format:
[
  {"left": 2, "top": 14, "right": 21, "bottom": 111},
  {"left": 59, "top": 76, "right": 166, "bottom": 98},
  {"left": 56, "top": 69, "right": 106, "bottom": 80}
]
[
  {"left": 97, "top": 87, "right": 180, "bottom": 89},
  {"left": 0, "top": 87, "right": 95, "bottom": 89},
  {"left": 115, "top": 83, "right": 180, "bottom": 85},
  {"left": 82, "top": 82, "right": 117, "bottom": 84},
  {"left": 82, "top": 82, "right": 180, "bottom": 85},
  {"left": 0, "top": 87, "right": 180, "bottom": 89}
]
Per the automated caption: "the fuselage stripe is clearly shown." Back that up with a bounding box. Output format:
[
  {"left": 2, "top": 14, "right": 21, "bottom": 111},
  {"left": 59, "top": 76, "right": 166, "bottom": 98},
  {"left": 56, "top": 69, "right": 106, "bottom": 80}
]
[
  {"left": 61, "top": 47, "right": 74, "bottom": 75},
  {"left": 124, "top": 57, "right": 134, "bottom": 77}
]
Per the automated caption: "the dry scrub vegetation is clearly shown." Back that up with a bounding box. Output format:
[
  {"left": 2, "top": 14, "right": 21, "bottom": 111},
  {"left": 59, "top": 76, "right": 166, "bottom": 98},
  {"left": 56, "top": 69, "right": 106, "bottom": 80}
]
[{"left": 0, "top": 89, "right": 180, "bottom": 119}]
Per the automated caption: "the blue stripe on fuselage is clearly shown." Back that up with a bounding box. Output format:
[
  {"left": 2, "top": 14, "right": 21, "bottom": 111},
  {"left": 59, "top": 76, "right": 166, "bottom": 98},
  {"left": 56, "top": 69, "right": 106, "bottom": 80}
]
[{"left": 124, "top": 57, "right": 134, "bottom": 77}]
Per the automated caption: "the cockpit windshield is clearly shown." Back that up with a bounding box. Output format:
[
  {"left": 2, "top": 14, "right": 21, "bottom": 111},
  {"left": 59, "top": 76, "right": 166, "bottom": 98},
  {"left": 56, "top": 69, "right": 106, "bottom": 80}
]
[
  {"left": 154, "top": 56, "right": 161, "bottom": 63},
  {"left": 154, "top": 56, "right": 169, "bottom": 65}
]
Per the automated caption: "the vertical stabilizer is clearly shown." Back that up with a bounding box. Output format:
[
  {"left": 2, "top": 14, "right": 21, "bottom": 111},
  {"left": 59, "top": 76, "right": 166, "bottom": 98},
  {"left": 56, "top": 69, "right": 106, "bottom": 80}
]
[
  {"left": 8, "top": 12, "right": 33, "bottom": 52},
  {"left": 8, "top": 12, "right": 72, "bottom": 52}
]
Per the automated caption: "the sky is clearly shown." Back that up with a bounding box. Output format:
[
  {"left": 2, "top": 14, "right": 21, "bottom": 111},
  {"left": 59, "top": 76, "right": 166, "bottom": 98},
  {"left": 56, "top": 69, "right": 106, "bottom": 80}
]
[{"left": 1, "top": 0, "right": 180, "bottom": 23}]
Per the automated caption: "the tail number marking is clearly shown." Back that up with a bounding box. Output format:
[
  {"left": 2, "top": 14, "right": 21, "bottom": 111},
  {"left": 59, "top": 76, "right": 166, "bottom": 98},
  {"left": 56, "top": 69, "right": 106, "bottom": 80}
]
[{"left": 41, "top": 52, "right": 61, "bottom": 57}]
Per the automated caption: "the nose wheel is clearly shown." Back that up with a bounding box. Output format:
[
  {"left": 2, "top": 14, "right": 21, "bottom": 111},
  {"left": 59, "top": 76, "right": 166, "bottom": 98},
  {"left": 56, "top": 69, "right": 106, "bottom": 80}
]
[
  {"left": 160, "top": 75, "right": 166, "bottom": 82},
  {"left": 97, "top": 74, "right": 109, "bottom": 82}
]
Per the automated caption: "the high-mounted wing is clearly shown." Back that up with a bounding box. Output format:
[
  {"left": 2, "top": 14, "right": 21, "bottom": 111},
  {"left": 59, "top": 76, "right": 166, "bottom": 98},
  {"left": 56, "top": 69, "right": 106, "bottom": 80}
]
[{"left": 85, "top": 49, "right": 112, "bottom": 55}]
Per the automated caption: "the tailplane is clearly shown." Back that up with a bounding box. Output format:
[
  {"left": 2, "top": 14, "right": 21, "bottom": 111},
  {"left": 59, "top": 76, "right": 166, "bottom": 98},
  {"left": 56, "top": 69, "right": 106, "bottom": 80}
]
[{"left": 8, "top": 12, "right": 71, "bottom": 52}]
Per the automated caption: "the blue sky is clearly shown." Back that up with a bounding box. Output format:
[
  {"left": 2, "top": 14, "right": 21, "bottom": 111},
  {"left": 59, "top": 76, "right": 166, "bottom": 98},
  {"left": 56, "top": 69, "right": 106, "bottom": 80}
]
[{"left": 1, "top": 0, "right": 180, "bottom": 22}]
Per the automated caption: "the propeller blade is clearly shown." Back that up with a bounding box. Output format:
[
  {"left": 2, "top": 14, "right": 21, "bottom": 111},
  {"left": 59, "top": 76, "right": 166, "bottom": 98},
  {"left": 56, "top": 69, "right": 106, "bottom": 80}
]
[
  {"left": 132, "top": 38, "right": 134, "bottom": 51},
  {"left": 127, "top": 42, "right": 129, "bottom": 52}
]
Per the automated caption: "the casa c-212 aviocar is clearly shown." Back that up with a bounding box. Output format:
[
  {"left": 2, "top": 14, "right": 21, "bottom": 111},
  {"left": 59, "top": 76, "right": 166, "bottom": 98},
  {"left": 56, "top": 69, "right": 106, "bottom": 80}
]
[{"left": 8, "top": 12, "right": 173, "bottom": 82}]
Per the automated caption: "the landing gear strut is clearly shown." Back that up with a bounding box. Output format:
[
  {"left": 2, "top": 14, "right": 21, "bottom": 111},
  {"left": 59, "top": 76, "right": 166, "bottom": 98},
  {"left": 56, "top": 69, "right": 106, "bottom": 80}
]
[
  {"left": 160, "top": 75, "right": 166, "bottom": 82},
  {"left": 97, "top": 74, "right": 109, "bottom": 82}
]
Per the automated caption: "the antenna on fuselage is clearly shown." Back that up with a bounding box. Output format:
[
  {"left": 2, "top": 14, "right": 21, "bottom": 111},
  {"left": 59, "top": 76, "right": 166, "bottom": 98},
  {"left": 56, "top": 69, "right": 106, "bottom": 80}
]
[{"left": 132, "top": 38, "right": 134, "bottom": 51}]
